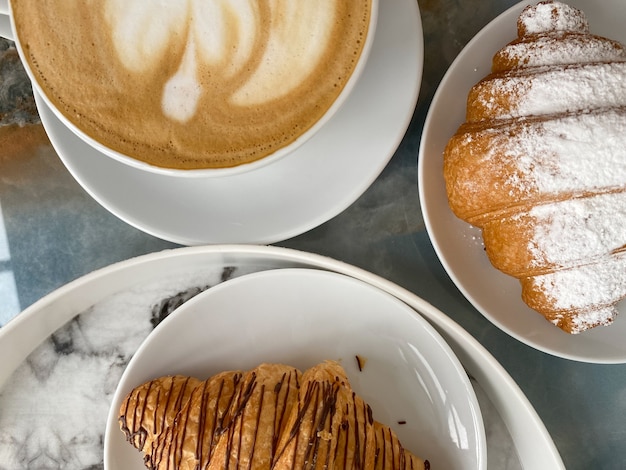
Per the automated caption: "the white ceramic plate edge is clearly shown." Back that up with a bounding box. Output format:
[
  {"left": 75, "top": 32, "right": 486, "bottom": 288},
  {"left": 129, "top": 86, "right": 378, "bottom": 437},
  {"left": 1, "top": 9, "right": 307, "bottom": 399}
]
[{"left": 0, "top": 244, "right": 564, "bottom": 468}]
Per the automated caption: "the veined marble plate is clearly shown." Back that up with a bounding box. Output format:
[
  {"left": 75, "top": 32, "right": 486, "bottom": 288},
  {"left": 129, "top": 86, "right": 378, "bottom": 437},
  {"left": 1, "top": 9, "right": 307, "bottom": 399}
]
[
  {"left": 105, "top": 268, "right": 486, "bottom": 470},
  {"left": 0, "top": 245, "right": 564, "bottom": 469},
  {"left": 418, "top": 0, "right": 626, "bottom": 363},
  {"left": 33, "top": 0, "right": 423, "bottom": 246}
]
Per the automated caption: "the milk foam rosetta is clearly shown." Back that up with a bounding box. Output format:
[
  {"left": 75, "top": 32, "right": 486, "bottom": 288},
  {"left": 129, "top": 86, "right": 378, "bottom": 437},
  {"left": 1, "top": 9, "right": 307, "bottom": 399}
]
[{"left": 12, "top": 0, "right": 372, "bottom": 169}]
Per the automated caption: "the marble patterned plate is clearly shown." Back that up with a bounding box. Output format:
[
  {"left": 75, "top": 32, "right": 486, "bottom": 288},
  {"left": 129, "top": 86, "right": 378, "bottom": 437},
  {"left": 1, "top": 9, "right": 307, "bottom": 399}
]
[
  {"left": 33, "top": 0, "right": 423, "bottom": 246},
  {"left": 0, "top": 245, "right": 564, "bottom": 469},
  {"left": 418, "top": 0, "right": 626, "bottom": 363},
  {"left": 105, "top": 268, "right": 486, "bottom": 470}
]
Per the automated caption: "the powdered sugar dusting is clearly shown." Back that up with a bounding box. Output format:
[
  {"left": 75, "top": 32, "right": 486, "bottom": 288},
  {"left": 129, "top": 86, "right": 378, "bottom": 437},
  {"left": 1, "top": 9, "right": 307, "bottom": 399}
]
[
  {"left": 527, "top": 252, "right": 626, "bottom": 332},
  {"left": 518, "top": 1, "right": 588, "bottom": 36},
  {"left": 470, "top": 62, "right": 626, "bottom": 122},
  {"left": 512, "top": 110, "right": 626, "bottom": 195},
  {"left": 552, "top": 306, "right": 615, "bottom": 334},
  {"left": 495, "top": 32, "right": 626, "bottom": 71},
  {"left": 508, "top": 110, "right": 626, "bottom": 324},
  {"left": 527, "top": 192, "right": 626, "bottom": 267},
  {"left": 569, "top": 307, "right": 615, "bottom": 333}
]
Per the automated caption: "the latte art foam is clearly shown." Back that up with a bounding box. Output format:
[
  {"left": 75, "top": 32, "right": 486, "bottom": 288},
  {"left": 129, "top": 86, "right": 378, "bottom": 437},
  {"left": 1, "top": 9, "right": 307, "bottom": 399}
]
[{"left": 12, "top": 0, "right": 373, "bottom": 169}]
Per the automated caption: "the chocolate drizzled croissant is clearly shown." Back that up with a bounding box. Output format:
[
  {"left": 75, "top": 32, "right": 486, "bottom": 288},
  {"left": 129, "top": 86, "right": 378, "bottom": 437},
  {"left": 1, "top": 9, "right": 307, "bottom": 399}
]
[
  {"left": 443, "top": 0, "right": 626, "bottom": 333},
  {"left": 118, "top": 361, "right": 428, "bottom": 469},
  {"left": 119, "top": 375, "right": 203, "bottom": 460}
]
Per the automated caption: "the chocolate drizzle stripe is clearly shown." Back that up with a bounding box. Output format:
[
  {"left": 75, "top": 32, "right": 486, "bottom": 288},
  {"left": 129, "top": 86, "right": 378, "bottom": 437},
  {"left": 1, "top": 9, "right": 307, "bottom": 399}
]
[
  {"left": 245, "top": 383, "right": 264, "bottom": 469},
  {"left": 174, "top": 412, "right": 187, "bottom": 467},
  {"left": 224, "top": 372, "right": 257, "bottom": 469},
  {"left": 380, "top": 427, "right": 388, "bottom": 468},
  {"left": 352, "top": 393, "right": 362, "bottom": 468},
  {"left": 271, "top": 372, "right": 286, "bottom": 460},
  {"left": 389, "top": 426, "right": 398, "bottom": 467},
  {"left": 196, "top": 380, "right": 209, "bottom": 463},
  {"left": 208, "top": 377, "right": 226, "bottom": 458},
  {"left": 135, "top": 385, "right": 149, "bottom": 448},
  {"left": 152, "top": 386, "right": 162, "bottom": 438},
  {"left": 308, "top": 382, "right": 326, "bottom": 467}
]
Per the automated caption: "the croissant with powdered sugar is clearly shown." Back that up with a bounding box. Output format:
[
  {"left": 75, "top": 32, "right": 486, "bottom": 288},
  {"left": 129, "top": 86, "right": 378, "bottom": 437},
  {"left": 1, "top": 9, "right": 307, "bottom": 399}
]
[
  {"left": 118, "top": 361, "right": 428, "bottom": 469},
  {"left": 443, "top": 0, "right": 626, "bottom": 333}
]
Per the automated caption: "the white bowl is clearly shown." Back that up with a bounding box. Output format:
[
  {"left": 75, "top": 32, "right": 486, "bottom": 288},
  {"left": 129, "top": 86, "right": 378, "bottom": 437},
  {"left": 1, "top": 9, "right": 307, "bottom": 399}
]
[{"left": 104, "top": 268, "right": 486, "bottom": 469}]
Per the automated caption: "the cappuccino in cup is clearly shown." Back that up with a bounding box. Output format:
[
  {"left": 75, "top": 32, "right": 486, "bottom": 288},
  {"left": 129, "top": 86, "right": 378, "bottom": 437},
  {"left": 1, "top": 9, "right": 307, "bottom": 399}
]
[{"left": 11, "top": 1, "right": 374, "bottom": 171}]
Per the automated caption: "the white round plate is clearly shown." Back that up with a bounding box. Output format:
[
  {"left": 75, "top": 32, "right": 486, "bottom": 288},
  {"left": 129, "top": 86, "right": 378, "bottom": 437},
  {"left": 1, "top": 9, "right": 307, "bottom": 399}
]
[
  {"left": 34, "top": 0, "right": 423, "bottom": 246},
  {"left": 418, "top": 0, "right": 626, "bottom": 363},
  {"left": 0, "top": 245, "right": 564, "bottom": 468},
  {"left": 104, "top": 268, "right": 486, "bottom": 470}
]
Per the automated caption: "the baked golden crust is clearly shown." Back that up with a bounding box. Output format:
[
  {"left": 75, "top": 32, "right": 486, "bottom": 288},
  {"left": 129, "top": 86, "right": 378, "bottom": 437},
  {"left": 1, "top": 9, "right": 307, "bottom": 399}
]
[
  {"left": 272, "top": 360, "right": 377, "bottom": 469},
  {"left": 442, "top": 0, "right": 626, "bottom": 333},
  {"left": 149, "top": 370, "right": 245, "bottom": 470},
  {"left": 444, "top": 109, "right": 626, "bottom": 227},
  {"left": 208, "top": 364, "right": 301, "bottom": 470},
  {"left": 118, "top": 361, "right": 428, "bottom": 469},
  {"left": 373, "top": 422, "right": 425, "bottom": 470},
  {"left": 118, "top": 375, "right": 202, "bottom": 459}
]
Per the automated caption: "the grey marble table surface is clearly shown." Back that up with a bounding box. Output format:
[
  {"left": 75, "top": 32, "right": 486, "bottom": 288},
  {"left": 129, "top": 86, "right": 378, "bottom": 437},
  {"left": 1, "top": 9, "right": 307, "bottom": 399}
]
[{"left": 0, "top": 1, "right": 625, "bottom": 469}]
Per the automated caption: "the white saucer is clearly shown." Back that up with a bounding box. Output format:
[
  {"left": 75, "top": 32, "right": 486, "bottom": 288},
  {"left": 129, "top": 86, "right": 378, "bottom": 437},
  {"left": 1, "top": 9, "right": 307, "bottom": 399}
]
[
  {"left": 34, "top": 0, "right": 423, "bottom": 246},
  {"left": 418, "top": 0, "right": 626, "bottom": 363},
  {"left": 105, "top": 268, "right": 486, "bottom": 470}
]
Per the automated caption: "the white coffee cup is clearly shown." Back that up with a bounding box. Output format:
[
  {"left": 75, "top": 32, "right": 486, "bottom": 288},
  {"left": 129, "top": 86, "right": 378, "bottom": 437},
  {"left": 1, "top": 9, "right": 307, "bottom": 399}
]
[{"left": 2, "top": 1, "right": 378, "bottom": 178}]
